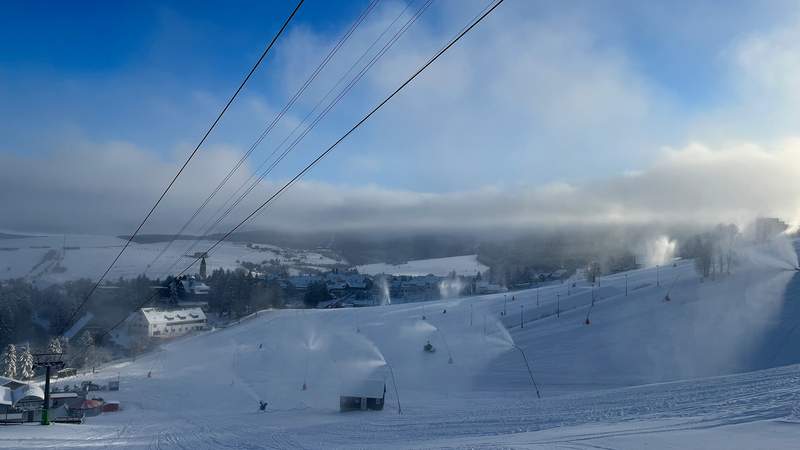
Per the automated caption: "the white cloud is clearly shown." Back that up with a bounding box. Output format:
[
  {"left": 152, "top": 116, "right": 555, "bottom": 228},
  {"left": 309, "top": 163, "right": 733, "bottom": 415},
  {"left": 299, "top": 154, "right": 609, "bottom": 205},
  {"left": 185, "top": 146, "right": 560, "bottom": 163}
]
[
  {"left": 3, "top": 138, "right": 800, "bottom": 235},
  {"left": 256, "top": 0, "right": 683, "bottom": 191},
  {"left": 5, "top": 2, "right": 800, "bottom": 237},
  {"left": 695, "top": 10, "right": 800, "bottom": 142}
]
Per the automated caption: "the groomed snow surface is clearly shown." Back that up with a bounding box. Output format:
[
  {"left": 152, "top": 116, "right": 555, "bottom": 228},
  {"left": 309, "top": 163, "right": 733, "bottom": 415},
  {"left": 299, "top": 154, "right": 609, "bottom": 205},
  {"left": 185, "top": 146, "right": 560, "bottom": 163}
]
[{"left": 4, "top": 241, "right": 800, "bottom": 448}]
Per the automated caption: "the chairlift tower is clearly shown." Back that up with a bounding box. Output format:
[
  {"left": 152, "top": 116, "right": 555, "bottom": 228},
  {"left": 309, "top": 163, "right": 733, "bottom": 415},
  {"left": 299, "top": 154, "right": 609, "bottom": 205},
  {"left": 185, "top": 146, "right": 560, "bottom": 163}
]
[{"left": 32, "top": 352, "right": 65, "bottom": 425}]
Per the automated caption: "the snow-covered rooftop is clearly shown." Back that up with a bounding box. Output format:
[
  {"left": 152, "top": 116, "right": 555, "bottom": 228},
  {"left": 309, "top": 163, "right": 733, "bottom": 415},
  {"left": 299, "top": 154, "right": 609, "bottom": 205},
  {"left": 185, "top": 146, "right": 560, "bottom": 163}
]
[
  {"left": 140, "top": 307, "right": 206, "bottom": 325},
  {"left": 0, "top": 378, "right": 44, "bottom": 407}
]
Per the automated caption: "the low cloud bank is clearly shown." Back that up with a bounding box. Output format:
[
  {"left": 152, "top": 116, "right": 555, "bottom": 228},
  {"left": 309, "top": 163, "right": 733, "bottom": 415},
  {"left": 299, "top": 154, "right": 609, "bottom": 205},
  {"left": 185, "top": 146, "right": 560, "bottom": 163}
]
[{"left": 2, "top": 139, "right": 800, "bottom": 236}]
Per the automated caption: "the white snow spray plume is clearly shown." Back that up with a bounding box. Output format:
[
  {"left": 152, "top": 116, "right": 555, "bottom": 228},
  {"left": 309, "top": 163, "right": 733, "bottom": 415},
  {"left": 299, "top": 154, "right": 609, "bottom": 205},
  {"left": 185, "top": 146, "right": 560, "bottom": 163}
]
[
  {"left": 738, "top": 233, "right": 799, "bottom": 270},
  {"left": 401, "top": 318, "right": 438, "bottom": 335},
  {"left": 329, "top": 330, "right": 387, "bottom": 375},
  {"left": 610, "top": 235, "right": 799, "bottom": 383},
  {"left": 232, "top": 310, "right": 393, "bottom": 411},
  {"left": 486, "top": 317, "right": 515, "bottom": 349},
  {"left": 639, "top": 235, "right": 677, "bottom": 267},
  {"left": 229, "top": 342, "right": 261, "bottom": 403},
  {"left": 303, "top": 325, "right": 321, "bottom": 352},
  {"left": 438, "top": 278, "right": 464, "bottom": 298},
  {"left": 377, "top": 276, "right": 391, "bottom": 305}
]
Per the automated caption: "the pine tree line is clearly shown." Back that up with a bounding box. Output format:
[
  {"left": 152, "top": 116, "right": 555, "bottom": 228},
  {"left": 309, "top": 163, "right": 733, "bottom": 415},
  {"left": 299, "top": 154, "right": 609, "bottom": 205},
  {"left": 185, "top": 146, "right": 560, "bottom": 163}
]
[
  {"left": 1, "top": 343, "right": 34, "bottom": 380},
  {"left": 1, "top": 337, "right": 68, "bottom": 380}
]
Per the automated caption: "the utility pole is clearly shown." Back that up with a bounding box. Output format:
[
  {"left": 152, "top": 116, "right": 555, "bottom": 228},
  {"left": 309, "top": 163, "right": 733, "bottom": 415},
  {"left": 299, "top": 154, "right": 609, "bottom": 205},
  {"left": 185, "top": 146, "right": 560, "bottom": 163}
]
[
  {"left": 33, "top": 353, "right": 65, "bottom": 425},
  {"left": 503, "top": 294, "right": 507, "bottom": 316},
  {"left": 520, "top": 305, "right": 524, "bottom": 328},
  {"left": 625, "top": 274, "right": 628, "bottom": 296},
  {"left": 656, "top": 265, "right": 660, "bottom": 287},
  {"left": 556, "top": 293, "right": 560, "bottom": 318},
  {"left": 470, "top": 303, "right": 473, "bottom": 327},
  {"left": 536, "top": 289, "right": 540, "bottom": 307}
]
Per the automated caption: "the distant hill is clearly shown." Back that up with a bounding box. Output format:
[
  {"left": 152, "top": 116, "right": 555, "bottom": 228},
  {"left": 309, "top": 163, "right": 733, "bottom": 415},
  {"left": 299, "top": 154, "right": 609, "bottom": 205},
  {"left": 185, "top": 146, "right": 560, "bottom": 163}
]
[
  {"left": 0, "top": 232, "right": 37, "bottom": 240},
  {"left": 0, "top": 233, "right": 343, "bottom": 283},
  {"left": 207, "top": 229, "right": 481, "bottom": 265},
  {"left": 118, "top": 234, "right": 205, "bottom": 244}
]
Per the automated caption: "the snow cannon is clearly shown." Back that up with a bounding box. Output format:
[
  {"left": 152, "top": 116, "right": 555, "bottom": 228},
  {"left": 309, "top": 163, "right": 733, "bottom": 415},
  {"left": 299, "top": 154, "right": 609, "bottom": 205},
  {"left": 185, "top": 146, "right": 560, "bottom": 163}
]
[{"left": 423, "top": 340, "right": 436, "bottom": 353}]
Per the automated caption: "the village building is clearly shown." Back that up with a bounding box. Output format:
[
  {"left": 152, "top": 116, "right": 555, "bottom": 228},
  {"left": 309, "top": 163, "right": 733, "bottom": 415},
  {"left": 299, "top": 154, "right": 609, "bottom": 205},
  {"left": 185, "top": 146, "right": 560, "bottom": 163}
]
[
  {"left": 344, "top": 274, "right": 369, "bottom": 290},
  {"left": 179, "top": 276, "right": 210, "bottom": 296},
  {"left": 0, "top": 376, "right": 44, "bottom": 423},
  {"left": 287, "top": 274, "right": 321, "bottom": 291},
  {"left": 126, "top": 307, "right": 207, "bottom": 339},
  {"left": 475, "top": 280, "right": 508, "bottom": 294}
]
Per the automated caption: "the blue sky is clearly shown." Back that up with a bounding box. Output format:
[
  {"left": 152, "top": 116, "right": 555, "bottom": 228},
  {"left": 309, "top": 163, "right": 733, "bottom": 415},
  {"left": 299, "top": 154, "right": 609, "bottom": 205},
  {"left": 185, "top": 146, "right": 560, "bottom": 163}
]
[
  {"left": 3, "top": 0, "right": 800, "bottom": 233},
  {"left": 0, "top": 1, "right": 779, "bottom": 169},
  {"left": 0, "top": 1, "right": 359, "bottom": 151}
]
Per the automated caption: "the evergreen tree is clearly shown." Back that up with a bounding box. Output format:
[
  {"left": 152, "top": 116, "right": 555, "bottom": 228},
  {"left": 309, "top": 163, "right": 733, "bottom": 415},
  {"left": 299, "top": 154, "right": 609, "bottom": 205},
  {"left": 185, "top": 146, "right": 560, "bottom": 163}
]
[
  {"left": 18, "top": 345, "right": 34, "bottom": 380},
  {"left": 2, "top": 344, "right": 17, "bottom": 379},
  {"left": 303, "top": 282, "right": 330, "bottom": 308},
  {"left": 78, "top": 331, "right": 96, "bottom": 369},
  {"left": 47, "top": 336, "right": 63, "bottom": 354}
]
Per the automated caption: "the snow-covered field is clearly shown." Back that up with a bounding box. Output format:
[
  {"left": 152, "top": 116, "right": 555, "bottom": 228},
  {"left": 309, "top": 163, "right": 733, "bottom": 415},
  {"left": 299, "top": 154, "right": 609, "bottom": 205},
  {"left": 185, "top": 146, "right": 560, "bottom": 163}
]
[
  {"left": 3, "top": 240, "right": 800, "bottom": 448},
  {"left": 356, "top": 254, "right": 488, "bottom": 277},
  {"left": 0, "top": 234, "right": 341, "bottom": 284}
]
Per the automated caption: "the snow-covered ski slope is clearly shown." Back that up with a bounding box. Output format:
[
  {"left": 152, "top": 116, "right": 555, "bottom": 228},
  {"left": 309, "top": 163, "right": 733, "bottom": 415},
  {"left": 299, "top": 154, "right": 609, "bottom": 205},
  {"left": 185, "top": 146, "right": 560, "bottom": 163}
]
[
  {"left": 0, "top": 234, "right": 341, "bottom": 284},
  {"left": 4, "top": 240, "right": 800, "bottom": 449}
]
